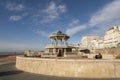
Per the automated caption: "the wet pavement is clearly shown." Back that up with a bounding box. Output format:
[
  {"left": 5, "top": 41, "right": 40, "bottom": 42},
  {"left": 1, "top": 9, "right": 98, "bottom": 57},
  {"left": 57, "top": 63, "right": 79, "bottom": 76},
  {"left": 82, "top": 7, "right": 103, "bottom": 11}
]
[{"left": 0, "top": 63, "right": 120, "bottom": 80}]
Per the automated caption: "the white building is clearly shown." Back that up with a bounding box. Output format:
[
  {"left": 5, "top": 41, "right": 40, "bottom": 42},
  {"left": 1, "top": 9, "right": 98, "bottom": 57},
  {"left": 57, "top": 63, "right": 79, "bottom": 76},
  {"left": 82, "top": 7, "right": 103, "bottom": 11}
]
[
  {"left": 104, "top": 26, "right": 120, "bottom": 48},
  {"left": 81, "top": 25, "right": 120, "bottom": 49},
  {"left": 91, "top": 38, "right": 104, "bottom": 49},
  {"left": 81, "top": 35, "right": 100, "bottom": 49}
]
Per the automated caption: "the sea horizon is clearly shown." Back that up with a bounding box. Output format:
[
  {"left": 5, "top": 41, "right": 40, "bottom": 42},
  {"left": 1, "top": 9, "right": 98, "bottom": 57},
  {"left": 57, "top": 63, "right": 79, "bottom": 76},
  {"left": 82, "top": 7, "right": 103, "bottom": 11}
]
[{"left": 0, "top": 52, "right": 23, "bottom": 55}]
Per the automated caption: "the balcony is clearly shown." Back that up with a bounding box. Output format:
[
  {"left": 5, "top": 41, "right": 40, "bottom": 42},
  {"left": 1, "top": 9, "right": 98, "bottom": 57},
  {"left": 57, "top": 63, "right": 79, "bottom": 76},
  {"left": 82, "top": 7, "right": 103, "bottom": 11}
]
[{"left": 45, "top": 43, "right": 75, "bottom": 48}]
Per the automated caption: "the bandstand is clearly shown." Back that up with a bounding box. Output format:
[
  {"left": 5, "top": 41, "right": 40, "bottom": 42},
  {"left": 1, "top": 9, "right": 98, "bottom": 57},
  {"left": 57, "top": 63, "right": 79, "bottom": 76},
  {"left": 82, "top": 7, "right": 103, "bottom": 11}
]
[{"left": 45, "top": 31, "right": 74, "bottom": 57}]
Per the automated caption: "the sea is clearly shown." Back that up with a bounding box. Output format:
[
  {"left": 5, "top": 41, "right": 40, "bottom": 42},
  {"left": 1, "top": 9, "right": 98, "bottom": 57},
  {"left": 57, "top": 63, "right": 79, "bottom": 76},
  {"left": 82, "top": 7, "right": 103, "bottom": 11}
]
[{"left": 0, "top": 52, "right": 23, "bottom": 55}]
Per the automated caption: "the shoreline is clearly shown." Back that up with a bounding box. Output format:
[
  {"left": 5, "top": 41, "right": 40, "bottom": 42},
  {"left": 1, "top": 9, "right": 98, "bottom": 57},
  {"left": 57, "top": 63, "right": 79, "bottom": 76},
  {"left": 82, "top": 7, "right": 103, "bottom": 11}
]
[{"left": 0, "top": 54, "right": 21, "bottom": 65}]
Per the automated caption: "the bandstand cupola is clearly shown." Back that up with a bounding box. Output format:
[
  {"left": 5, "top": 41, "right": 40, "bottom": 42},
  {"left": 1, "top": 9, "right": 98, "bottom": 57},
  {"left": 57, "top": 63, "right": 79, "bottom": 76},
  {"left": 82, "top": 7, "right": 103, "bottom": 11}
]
[{"left": 50, "top": 31, "right": 70, "bottom": 45}]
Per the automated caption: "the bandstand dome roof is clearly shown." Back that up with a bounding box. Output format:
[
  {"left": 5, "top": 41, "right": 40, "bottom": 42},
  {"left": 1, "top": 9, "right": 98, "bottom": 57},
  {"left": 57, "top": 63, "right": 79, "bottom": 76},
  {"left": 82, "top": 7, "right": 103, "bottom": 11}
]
[{"left": 50, "top": 30, "right": 70, "bottom": 41}]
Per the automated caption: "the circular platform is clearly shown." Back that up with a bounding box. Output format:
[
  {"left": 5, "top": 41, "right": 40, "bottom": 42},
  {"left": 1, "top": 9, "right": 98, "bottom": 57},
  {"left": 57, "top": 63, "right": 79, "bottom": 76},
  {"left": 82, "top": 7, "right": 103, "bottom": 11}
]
[{"left": 16, "top": 56, "right": 120, "bottom": 78}]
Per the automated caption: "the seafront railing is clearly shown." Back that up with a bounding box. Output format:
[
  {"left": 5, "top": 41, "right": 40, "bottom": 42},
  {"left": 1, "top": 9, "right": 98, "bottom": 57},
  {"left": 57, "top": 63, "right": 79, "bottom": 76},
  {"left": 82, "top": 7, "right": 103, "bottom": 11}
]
[{"left": 45, "top": 43, "right": 76, "bottom": 48}]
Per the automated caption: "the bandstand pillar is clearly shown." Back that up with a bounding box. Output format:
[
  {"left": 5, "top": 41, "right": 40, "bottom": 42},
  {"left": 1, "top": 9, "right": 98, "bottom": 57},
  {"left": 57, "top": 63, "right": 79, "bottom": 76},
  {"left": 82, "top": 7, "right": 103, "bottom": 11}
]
[{"left": 64, "top": 48, "right": 67, "bottom": 57}]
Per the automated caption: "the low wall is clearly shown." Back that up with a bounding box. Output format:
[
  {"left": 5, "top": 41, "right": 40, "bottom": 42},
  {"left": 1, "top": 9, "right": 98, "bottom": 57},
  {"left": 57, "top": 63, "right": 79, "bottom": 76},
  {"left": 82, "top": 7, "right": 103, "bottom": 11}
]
[
  {"left": 88, "top": 54, "right": 115, "bottom": 59},
  {"left": 93, "top": 47, "right": 120, "bottom": 55},
  {"left": 16, "top": 56, "right": 120, "bottom": 78}
]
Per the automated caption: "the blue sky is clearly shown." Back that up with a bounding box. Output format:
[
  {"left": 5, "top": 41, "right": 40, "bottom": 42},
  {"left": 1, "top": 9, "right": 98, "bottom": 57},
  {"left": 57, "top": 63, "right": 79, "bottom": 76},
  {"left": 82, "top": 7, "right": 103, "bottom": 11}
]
[{"left": 0, "top": 0, "right": 120, "bottom": 52}]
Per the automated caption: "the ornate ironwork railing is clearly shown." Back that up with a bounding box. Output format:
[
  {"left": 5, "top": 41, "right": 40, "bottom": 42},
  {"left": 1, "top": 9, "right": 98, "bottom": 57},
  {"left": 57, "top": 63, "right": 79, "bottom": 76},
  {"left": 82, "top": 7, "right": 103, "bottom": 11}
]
[{"left": 45, "top": 43, "right": 76, "bottom": 48}]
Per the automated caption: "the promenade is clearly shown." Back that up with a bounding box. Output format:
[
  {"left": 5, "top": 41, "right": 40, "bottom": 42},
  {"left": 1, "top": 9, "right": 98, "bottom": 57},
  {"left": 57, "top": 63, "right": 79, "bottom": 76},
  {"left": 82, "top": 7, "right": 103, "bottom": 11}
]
[
  {"left": 1, "top": 63, "right": 120, "bottom": 80},
  {"left": 0, "top": 55, "right": 120, "bottom": 80}
]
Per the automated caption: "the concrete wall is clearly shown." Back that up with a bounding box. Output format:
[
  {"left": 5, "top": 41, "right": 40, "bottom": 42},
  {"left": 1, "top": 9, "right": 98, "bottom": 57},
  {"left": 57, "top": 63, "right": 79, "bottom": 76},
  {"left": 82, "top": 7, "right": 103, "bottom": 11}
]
[
  {"left": 93, "top": 47, "right": 120, "bottom": 55},
  {"left": 88, "top": 54, "right": 115, "bottom": 59},
  {"left": 16, "top": 56, "right": 120, "bottom": 78}
]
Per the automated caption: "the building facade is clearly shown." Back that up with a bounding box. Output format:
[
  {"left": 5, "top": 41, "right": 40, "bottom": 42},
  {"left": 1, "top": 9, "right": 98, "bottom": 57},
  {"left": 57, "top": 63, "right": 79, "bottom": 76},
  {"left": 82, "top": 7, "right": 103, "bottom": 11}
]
[
  {"left": 104, "top": 26, "right": 120, "bottom": 48},
  {"left": 90, "top": 38, "right": 104, "bottom": 49},
  {"left": 81, "top": 35, "right": 100, "bottom": 49}
]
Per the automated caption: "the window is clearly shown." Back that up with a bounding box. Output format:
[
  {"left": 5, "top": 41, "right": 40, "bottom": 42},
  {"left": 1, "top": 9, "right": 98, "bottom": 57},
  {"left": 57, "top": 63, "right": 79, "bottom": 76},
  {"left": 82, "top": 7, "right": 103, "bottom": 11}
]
[{"left": 66, "top": 48, "right": 72, "bottom": 52}]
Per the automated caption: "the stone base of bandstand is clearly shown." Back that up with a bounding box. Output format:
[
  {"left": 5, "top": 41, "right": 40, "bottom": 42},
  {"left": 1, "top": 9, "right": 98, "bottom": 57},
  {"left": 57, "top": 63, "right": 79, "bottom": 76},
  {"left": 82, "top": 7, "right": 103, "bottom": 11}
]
[{"left": 16, "top": 56, "right": 120, "bottom": 78}]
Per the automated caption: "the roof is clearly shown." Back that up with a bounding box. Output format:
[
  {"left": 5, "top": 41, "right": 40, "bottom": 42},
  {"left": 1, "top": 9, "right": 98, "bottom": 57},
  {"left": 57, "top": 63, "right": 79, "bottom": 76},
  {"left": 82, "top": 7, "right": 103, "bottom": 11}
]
[{"left": 50, "top": 30, "right": 70, "bottom": 40}]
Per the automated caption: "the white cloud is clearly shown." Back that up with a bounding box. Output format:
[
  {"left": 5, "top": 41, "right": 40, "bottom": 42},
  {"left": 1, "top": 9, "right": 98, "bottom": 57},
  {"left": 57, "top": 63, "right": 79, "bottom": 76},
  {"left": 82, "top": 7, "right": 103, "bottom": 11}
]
[
  {"left": 9, "top": 13, "right": 28, "bottom": 21},
  {"left": 66, "top": 0, "right": 120, "bottom": 36},
  {"left": 33, "top": 2, "right": 66, "bottom": 23},
  {"left": 88, "top": 0, "right": 120, "bottom": 36},
  {"left": 5, "top": 2, "right": 25, "bottom": 11},
  {"left": 36, "top": 30, "right": 49, "bottom": 37},
  {"left": 89, "top": 0, "right": 120, "bottom": 26},
  {"left": 35, "top": 30, "right": 61, "bottom": 38},
  {"left": 44, "top": 2, "right": 58, "bottom": 19},
  {"left": 66, "top": 19, "right": 87, "bottom": 36},
  {"left": 58, "top": 5, "right": 66, "bottom": 13},
  {"left": 9, "top": 15, "right": 22, "bottom": 21},
  {"left": 66, "top": 25, "right": 87, "bottom": 36},
  {"left": 69, "top": 19, "right": 79, "bottom": 26},
  {"left": 45, "top": 2, "right": 66, "bottom": 17}
]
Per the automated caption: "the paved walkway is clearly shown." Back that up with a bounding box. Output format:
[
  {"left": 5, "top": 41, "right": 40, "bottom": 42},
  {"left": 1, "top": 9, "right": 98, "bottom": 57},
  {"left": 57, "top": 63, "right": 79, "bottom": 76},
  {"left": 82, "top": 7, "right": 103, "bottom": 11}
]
[{"left": 0, "top": 62, "right": 120, "bottom": 80}]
